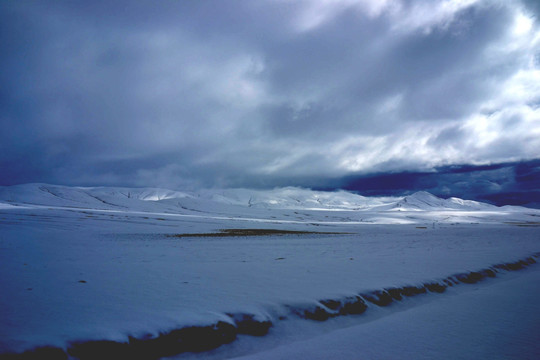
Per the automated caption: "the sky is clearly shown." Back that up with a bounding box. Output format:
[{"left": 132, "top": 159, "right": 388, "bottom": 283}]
[{"left": 1, "top": 0, "right": 539, "bottom": 206}]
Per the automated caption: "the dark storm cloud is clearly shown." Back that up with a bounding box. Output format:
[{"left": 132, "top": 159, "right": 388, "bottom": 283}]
[
  {"left": 262, "top": 4, "right": 513, "bottom": 126},
  {"left": 335, "top": 159, "right": 540, "bottom": 208},
  {"left": 1, "top": 0, "right": 539, "bottom": 198}
]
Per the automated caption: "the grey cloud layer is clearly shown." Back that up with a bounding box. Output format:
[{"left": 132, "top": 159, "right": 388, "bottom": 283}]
[{"left": 1, "top": 0, "right": 539, "bottom": 188}]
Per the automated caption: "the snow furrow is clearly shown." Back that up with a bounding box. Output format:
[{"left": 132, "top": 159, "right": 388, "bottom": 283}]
[{"left": 2, "top": 253, "right": 538, "bottom": 360}]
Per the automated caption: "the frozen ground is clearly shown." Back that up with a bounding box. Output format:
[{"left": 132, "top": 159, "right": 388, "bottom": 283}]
[
  {"left": 0, "top": 184, "right": 539, "bottom": 359},
  {"left": 230, "top": 267, "right": 540, "bottom": 360}
]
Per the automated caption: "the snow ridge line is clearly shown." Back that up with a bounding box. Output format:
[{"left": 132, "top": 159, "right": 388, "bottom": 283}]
[
  {"left": 2, "top": 253, "right": 539, "bottom": 360},
  {"left": 291, "top": 253, "right": 540, "bottom": 321}
]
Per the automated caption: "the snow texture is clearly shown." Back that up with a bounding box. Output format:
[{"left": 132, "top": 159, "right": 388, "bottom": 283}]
[{"left": 0, "top": 184, "right": 539, "bottom": 359}]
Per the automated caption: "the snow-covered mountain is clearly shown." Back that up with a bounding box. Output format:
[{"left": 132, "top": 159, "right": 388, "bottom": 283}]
[
  {"left": 389, "top": 191, "right": 497, "bottom": 211},
  {"left": 200, "top": 187, "right": 387, "bottom": 210},
  {"left": 0, "top": 183, "right": 506, "bottom": 212},
  {"left": 0, "top": 183, "right": 195, "bottom": 213}
]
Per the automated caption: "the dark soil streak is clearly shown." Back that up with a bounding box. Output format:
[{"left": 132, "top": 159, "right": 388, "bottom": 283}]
[
  {"left": 2, "top": 252, "right": 539, "bottom": 360},
  {"left": 168, "top": 228, "right": 351, "bottom": 238}
]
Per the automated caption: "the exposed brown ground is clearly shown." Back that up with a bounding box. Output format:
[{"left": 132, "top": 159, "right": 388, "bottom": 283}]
[
  {"left": 504, "top": 221, "right": 540, "bottom": 227},
  {"left": 169, "top": 228, "right": 350, "bottom": 238}
]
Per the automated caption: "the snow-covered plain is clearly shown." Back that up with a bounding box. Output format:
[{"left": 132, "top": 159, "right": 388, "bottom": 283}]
[{"left": 0, "top": 184, "right": 539, "bottom": 359}]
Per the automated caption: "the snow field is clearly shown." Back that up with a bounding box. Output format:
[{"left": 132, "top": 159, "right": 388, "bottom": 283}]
[{"left": 0, "top": 184, "right": 539, "bottom": 359}]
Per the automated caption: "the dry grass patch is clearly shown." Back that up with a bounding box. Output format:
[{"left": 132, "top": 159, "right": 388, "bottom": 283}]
[
  {"left": 504, "top": 222, "right": 540, "bottom": 227},
  {"left": 169, "top": 228, "right": 349, "bottom": 238}
]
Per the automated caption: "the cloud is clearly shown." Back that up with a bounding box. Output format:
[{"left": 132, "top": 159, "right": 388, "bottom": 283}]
[
  {"left": 0, "top": 0, "right": 539, "bottom": 191},
  {"left": 337, "top": 159, "right": 540, "bottom": 208}
]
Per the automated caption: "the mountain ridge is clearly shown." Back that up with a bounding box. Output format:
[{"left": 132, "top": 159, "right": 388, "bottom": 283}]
[{"left": 0, "top": 183, "right": 519, "bottom": 212}]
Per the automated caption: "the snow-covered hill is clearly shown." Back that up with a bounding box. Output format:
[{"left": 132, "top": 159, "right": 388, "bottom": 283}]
[
  {"left": 0, "top": 183, "right": 514, "bottom": 212},
  {"left": 389, "top": 191, "right": 497, "bottom": 211},
  {"left": 0, "top": 183, "right": 192, "bottom": 209}
]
